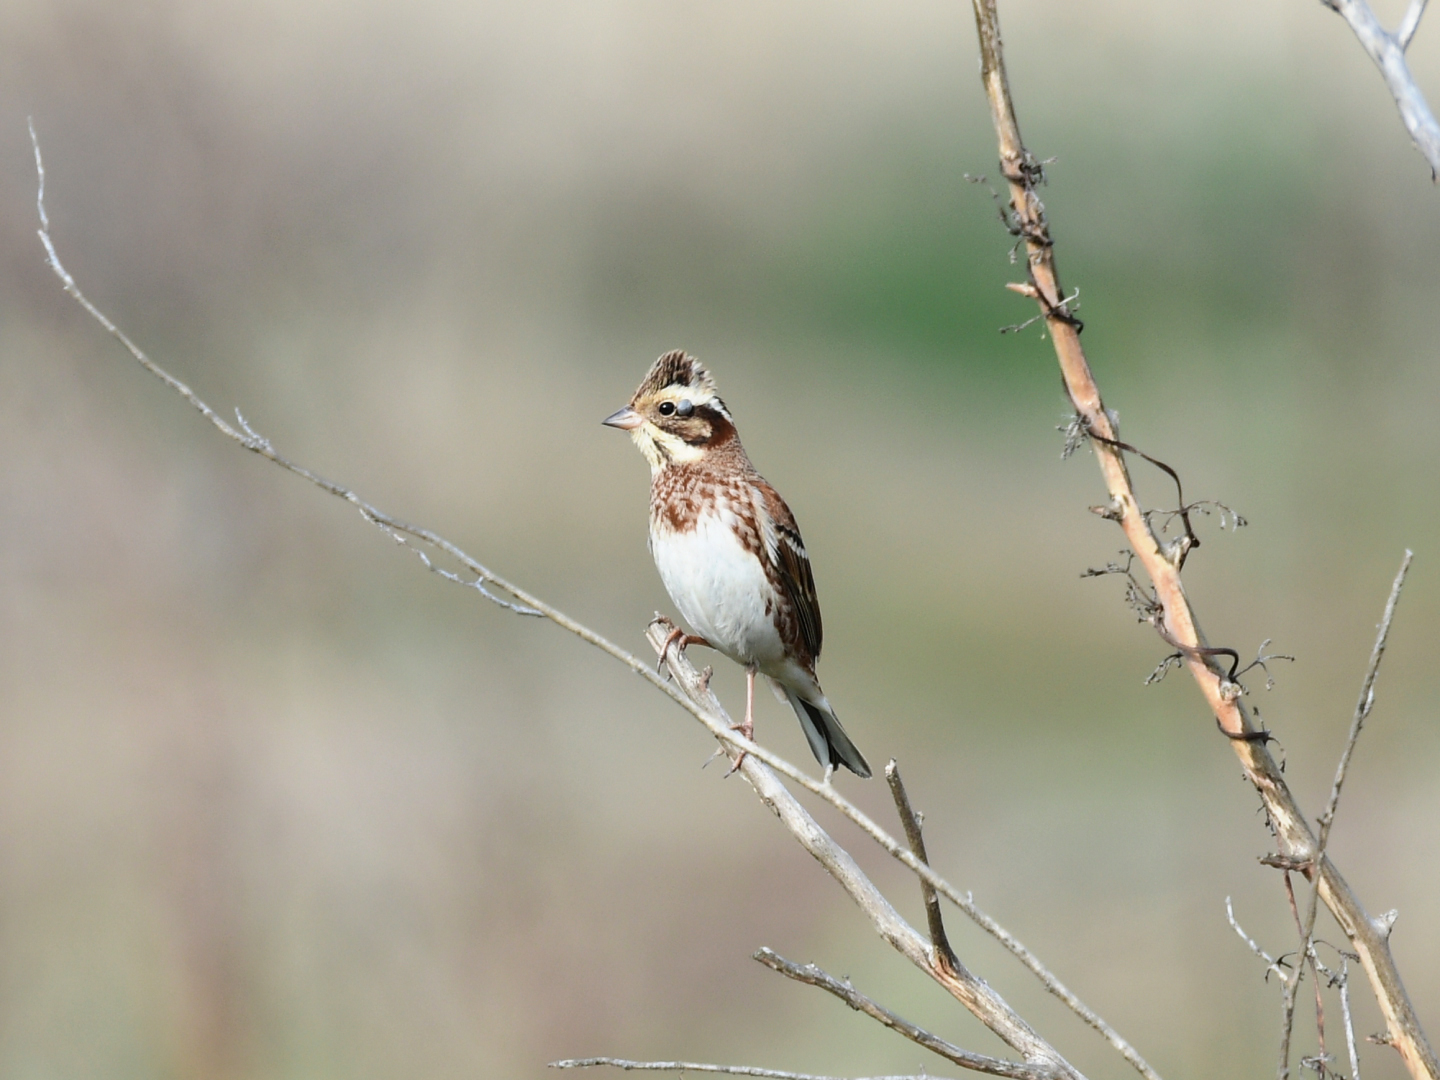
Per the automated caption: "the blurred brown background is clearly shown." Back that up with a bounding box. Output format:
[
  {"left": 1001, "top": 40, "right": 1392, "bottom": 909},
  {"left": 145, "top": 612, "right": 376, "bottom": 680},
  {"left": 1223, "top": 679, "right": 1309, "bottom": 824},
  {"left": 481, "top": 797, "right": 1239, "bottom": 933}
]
[{"left": 2, "top": 1, "right": 1439, "bottom": 1077}]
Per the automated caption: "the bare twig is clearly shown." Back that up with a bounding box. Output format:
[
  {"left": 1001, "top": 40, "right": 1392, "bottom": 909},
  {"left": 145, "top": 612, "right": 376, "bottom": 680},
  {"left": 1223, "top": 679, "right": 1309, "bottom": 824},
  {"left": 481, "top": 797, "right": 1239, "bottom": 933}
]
[
  {"left": 1227, "top": 893, "right": 1305, "bottom": 1080},
  {"left": 551, "top": 1060, "right": 950, "bottom": 1080},
  {"left": 1398, "top": 0, "right": 1429, "bottom": 48},
  {"left": 885, "top": 763, "right": 958, "bottom": 970},
  {"left": 1321, "top": 0, "right": 1440, "bottom": 177},
  {"left": 1280, "top": 873, "right": 1307, "bottom": 1080},
  {"left": 1313, "top": 551, "right": 1413, "bottom": 856},
  {"left": 754, "top": 950, "right": 1053, "bottom": 1080},
  {"left": 1227, "top": 897, "right": 1297, "bottom": 988},
  {"left": 968, "top": 3, "right": 1436, "bottom": 1074},
  {"left": 1287, "top": 551, "right": 1413, "bottom": 1074},
  {"left": 1340, "top": 957, "right": 1362, "bottom": 1080}
]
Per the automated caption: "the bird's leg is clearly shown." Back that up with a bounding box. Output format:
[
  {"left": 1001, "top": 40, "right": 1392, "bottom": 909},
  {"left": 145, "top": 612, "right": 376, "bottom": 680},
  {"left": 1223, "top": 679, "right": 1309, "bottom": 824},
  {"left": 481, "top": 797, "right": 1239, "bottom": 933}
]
[
  {"left": 657, "top": 626, "right": 712, "bottom": 674},
  {"left": 724, "top": 666, "right": 759, "bottom": 776},
  {"left": 737, "top": 666, "right": 756, "bottom": 742}
]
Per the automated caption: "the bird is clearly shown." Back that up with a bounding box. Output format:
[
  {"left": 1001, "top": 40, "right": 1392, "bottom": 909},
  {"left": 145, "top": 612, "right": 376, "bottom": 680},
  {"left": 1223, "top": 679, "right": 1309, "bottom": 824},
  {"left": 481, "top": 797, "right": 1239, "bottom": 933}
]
[{"left": 603, "top": 350, "right": 871, "bottom": 779}]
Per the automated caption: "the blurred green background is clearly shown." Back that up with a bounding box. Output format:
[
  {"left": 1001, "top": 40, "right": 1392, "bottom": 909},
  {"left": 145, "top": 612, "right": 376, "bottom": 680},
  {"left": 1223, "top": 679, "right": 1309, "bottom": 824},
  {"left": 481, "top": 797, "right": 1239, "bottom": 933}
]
[{"left": 3, "top": 1, "right": 1439, "bottom": 1077}]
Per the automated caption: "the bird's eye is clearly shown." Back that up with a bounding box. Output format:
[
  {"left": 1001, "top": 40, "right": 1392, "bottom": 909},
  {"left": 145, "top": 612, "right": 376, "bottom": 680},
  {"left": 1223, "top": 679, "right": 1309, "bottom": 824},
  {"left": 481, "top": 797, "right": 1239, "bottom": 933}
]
[
  {"left": 658, "top": 401, "right": 676, "bottom": 416},
  {"left": 675, "top": 399, "right": 694, "bottom": 417}
]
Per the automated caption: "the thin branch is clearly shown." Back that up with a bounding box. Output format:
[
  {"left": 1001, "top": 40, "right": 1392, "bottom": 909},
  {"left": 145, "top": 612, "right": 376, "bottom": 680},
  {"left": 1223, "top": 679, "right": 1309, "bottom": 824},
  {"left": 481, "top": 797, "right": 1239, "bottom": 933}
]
[
  {"left": 968, "top": 3, "right": 1437, "bottom": 1075},
  {"left": 1227, "top": 897, "right": 1296, "bottom": 988},
  {"left": 1315, "top": 551, "right": 1413, "bottom": 850},
  {"left": 1227, "top": 893, "right": 1304, "bottom": 1080},
  {"left": 1281, "top": 873, "right": 1306, "bottom": 1080},
  {"left": 1340, "top": 958, "right": 1362, "bottom": 1080},
  {"left": 1397, "top": 0, "right": 1429, "bottom": 48},
  {"left": 1295, "top": 551, "right": 1414, "bottom": 1052},
  {"left": 1322, "top": 0, "right": 1440, "bottom": 177},
  {"left": 885, "top": 762, "right": 958, "bottom": 971},
  {"left": 754, "top": 949, "right": 1053, "bottom": 1080},
  {"left": 551, "top": 1060, "right": 950, "bottom": 1080}
]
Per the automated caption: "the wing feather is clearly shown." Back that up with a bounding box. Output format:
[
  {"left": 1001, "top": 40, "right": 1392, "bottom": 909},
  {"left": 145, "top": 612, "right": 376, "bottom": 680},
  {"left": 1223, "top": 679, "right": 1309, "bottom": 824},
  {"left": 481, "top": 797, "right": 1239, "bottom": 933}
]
[{"left": 757, "top": 480, "right": 822, "bottom": 661}]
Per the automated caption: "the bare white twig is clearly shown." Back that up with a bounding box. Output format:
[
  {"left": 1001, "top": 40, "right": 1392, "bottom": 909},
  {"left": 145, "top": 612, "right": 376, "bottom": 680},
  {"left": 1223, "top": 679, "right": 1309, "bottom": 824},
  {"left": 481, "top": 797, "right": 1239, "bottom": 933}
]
[
  {"left": 1340, "top": 957, "right": 1362, "bottom": 1080},
  {"left": 754, "top": 949, "right": 1053, "bottom": 1080},
  {"left": 551, "top": 1061, "right": 950, "bottom": 1080},
  {"left": 1322, "top": 0, "right": 1440, "bottom": 176},
  {"left": 1227, "top": 897, "right": 1297, "bottom": 988},
  {"left": 1398, "top": 0, "right": 1430, "bottom": 49}
]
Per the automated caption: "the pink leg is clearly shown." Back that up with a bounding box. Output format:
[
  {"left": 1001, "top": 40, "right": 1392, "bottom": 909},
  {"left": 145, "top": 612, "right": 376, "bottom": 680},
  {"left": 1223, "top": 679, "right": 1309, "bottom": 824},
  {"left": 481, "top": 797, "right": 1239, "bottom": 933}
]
[
  {"left": 740, "top": 668, "right": 756, "bottom": 741},
  {"left": 725, "top": 666, "right": 758, "bottom": 775}
]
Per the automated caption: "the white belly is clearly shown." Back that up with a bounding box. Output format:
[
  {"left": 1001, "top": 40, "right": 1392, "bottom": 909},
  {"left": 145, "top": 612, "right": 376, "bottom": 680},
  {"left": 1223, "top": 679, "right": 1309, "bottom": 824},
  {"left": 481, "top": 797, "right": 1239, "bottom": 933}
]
[{"left": 650, "top": 511, "right": 784, "bottom": 667}]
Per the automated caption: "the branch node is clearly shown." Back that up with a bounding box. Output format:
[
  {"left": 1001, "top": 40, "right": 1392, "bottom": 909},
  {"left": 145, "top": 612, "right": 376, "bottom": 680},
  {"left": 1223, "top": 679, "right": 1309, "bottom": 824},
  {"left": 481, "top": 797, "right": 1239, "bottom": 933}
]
[
  {"left": 1260, "top": 854, "right": 1312, "bottom": 873},
  {"left": 1374, "top": 908, "right": 1399, "bottom": 939}
]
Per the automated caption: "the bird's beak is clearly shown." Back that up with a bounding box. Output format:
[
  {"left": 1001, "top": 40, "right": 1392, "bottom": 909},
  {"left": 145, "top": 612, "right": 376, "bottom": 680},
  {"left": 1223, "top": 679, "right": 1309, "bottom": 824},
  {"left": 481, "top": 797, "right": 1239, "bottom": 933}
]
[{"left": 602, "top": 406, "right": 644, "bottom": 430}]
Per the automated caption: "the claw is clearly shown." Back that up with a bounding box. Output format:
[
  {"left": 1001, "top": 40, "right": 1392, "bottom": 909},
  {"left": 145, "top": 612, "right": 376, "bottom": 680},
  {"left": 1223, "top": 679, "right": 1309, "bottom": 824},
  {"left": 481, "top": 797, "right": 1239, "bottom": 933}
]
[
  {"left": 656, "top": 626, "right": 712, "bottom": 673},
  {"left": 724, "top": 713, "right": 755, "bottom": 776}
]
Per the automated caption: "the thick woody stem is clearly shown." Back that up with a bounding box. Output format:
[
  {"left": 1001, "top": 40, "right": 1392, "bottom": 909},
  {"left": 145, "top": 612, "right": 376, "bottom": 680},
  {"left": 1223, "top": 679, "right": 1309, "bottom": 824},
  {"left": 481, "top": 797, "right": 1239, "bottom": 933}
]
[{"left": 968, "top": 3, "right": 1437, "bottom": 1077}]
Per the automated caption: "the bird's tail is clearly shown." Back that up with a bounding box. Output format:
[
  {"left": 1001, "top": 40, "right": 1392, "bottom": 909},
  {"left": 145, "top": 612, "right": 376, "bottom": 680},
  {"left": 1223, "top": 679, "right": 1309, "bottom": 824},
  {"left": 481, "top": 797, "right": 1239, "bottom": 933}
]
[{"left": 783, "top": 689, "right": 872, "bottom": 778}]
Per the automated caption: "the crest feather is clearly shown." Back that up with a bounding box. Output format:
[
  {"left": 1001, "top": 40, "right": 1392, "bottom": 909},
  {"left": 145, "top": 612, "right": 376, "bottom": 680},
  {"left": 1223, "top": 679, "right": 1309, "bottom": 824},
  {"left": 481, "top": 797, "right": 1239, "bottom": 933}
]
[{"left": 634, "top": 349, "right": 721, "bottom": 403}]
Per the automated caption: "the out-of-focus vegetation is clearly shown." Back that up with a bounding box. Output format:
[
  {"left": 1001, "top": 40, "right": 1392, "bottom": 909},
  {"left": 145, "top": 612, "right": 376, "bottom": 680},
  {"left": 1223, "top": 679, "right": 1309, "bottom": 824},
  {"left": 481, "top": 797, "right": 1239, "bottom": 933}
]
[{"left": 2, "top": 1, "right": 1438, "bottom": 1078}]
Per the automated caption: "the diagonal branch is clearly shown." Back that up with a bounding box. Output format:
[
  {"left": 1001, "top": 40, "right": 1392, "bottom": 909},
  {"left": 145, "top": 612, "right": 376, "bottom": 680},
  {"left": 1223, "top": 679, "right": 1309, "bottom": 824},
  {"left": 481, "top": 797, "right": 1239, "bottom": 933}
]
[
  {"left": 1321, "top": 0, "right": 1440, "bottom": 177},
  {"left": 754, "top": 949, "right": 1051, "bottom": 1080},
  {"left": 1313, "top": 550, "right": 1414, "bottom": 856},
  {"left": 1286, "top": 551, "right": 1413, "bottom": 1071},
  {"left": 885, "top": 763, "right": 958, "bottom": 972},
  {"left": 967, "top": 3, "right": 1437, "bottom": 1077}
]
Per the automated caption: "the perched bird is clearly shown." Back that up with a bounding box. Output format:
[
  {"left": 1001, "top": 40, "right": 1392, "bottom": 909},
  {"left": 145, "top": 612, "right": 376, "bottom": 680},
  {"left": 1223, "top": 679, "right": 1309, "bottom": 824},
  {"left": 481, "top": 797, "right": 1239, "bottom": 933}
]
[{"left": 603, "top": 350, "right": 871, "bottom": 778}]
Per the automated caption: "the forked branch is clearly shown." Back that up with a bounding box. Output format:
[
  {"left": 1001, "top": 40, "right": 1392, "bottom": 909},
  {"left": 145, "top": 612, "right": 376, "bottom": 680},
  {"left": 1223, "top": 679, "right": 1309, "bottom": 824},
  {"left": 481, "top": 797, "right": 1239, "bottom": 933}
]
[
  {"left": 1321, "top": 0, "right": 1440, "bottom": 177},
  {"left": 754, "top": 949, "right": 1052, "bottom": 1080},
  {"left": 968, "top": 2, "right": 1435, "bottom": 1075}
]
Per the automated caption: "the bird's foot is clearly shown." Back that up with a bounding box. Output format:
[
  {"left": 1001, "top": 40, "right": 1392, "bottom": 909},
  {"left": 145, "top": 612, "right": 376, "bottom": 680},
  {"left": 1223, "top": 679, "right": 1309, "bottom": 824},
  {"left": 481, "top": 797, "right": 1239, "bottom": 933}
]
[
  {"left": 656, "top": 626, "right": 712, "bottom": 674},
  {"left": 723, "top": 717, "right": 755, "bottom": 776}
]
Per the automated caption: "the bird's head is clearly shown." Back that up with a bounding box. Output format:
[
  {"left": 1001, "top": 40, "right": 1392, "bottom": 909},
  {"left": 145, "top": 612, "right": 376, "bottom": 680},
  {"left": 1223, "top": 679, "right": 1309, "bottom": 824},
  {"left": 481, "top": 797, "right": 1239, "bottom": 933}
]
[{"left": 603, "top": 350, "right": 735, "bottom": 471}]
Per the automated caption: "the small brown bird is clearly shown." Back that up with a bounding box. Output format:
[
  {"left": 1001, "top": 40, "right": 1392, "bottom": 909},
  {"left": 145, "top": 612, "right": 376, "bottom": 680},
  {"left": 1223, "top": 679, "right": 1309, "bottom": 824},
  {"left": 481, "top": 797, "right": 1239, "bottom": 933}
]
[{"left": 604, "top": 350, "right": 871, "bottom": 778}]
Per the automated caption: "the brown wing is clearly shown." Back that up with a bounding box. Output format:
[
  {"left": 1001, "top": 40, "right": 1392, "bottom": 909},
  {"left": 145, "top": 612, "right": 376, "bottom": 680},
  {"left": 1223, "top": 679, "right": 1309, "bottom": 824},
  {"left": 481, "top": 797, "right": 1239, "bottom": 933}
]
[{"left": 758, "top": 480, "right": 823, "bottom": 662}]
